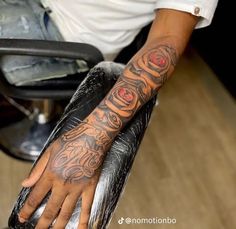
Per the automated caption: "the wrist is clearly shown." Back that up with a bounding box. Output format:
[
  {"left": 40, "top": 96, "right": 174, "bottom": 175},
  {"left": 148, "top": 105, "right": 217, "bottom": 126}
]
[{"left": 85, "top": 107, "right": 121, "bottom": 140}]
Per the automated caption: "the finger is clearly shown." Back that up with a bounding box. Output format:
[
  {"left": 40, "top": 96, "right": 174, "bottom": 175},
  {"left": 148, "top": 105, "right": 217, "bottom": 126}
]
[
  {"left": 53, "top": 192, "right": 82, "bottom": 229},
  {"left": 78, "top": 184, "right": 97, "bottom": 229},
  {"left": 35, "top": 186, "right": 67, "bottom": 229},
  {"left": 22, "top": 149, "right": 51, "bottom": 187},
  {"left": 18, "top": 177, "right": 52, "bottom": 223}
]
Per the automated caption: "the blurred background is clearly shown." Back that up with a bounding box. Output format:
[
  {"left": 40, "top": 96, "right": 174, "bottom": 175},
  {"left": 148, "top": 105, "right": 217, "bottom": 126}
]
[
  {"left": 0, "top": 1, "right": 235, "bottom": 228},
  {"left": 191, "top": 0, "right": 235, "bottom": 98}
]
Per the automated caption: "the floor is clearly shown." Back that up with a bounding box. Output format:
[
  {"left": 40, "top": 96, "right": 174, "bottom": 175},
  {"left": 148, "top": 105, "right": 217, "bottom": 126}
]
[{"left": 0, "top": 48, "right": 236, "bottom": 229}]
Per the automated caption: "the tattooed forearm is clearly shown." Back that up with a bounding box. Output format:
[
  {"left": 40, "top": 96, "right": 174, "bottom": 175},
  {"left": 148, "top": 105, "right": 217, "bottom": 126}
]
[
  {"left": 91, "top": 44, "right": 178, "bottom": 129},
  {"left": 123, "top": 45, "right": 177, "bottom": 103},
  {"left": 49, "top": 43, "right": 178, "bottom": 183}
]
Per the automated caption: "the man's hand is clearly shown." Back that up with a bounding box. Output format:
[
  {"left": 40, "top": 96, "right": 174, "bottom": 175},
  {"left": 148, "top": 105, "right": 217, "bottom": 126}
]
[{"left": 18, "top": 122, "right": 111, "bottom": 229}]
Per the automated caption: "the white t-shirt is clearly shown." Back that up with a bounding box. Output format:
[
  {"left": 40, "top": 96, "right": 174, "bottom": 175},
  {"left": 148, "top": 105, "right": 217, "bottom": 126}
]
[{"left": 41, "top": 0, "right": 218, "bottom": 60}]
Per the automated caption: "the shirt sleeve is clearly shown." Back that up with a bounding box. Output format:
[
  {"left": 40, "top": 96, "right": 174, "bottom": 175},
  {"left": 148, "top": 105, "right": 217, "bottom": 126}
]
[{"left": 155, "top": 0, "right": 218, "bottom": 28}]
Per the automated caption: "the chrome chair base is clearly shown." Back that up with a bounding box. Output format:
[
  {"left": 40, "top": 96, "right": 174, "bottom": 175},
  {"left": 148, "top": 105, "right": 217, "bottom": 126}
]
[
  {"left": 0, "top": 99, "right": 58, "bottom": 162},
  {"left": 0, "top": 116, "right": 57, "bottom": 161}
]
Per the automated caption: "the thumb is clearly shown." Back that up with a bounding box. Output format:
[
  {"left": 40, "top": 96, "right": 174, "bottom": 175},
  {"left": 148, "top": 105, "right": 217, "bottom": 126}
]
[{"left": 21, "top": 148, "right": 50, "bottom": 187}]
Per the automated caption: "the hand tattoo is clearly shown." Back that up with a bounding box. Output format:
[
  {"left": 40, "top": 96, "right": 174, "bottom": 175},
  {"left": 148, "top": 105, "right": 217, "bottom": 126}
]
[
  {"left": 49, "top": 123, "right": 110, "bottom": 183},
  {"left": 49, "top": 44, "right": 177, "bottom": 183}
]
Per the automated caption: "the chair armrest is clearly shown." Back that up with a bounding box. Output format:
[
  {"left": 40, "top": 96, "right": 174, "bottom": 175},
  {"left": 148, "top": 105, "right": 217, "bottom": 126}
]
[
  {"left": 0, "top": 39, "right": 104, "bottom": 68},
  {"left": 8, "top": 63, "right": 156, "bottom": 228}
]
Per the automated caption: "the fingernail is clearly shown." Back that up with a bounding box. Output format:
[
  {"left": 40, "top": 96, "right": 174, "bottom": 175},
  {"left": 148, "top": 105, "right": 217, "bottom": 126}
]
[
  {"left": 21, "top": 179, "right": 29, "bottom": 186},
  {"left": 18, "top": 215, "right": 26, "bottom": 223}
]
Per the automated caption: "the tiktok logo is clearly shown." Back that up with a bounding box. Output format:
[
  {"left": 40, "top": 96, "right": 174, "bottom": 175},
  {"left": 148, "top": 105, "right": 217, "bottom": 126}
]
[{"left": 118, "top": 217, "right": 124, "bottom": 224}]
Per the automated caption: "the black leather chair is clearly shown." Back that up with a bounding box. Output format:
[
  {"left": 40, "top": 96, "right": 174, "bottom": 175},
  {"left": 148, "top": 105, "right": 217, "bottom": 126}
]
[
  {"left": 0, "top": 24, "right": 155, "bottom": 229},
  {"left": 0, "top": 39, "right": 104, "bottom": 161},
  {"left": 0, "top": 24, "right": 150, "bottom": 161},
  {"left": 8, "top": 61, "right": 156, "bottom": 229}
]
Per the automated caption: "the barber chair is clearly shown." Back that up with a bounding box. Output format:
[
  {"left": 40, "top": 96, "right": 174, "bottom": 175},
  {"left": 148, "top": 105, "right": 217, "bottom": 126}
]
[
  {"left": 0, "top": 23, "right": 155, "bottom": 229},
  {"left": 0, "top": 39, "right": 103, "bottom": 161},
  {"left": 0, "top": 23, "right": 151, "bottom": 162}
]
